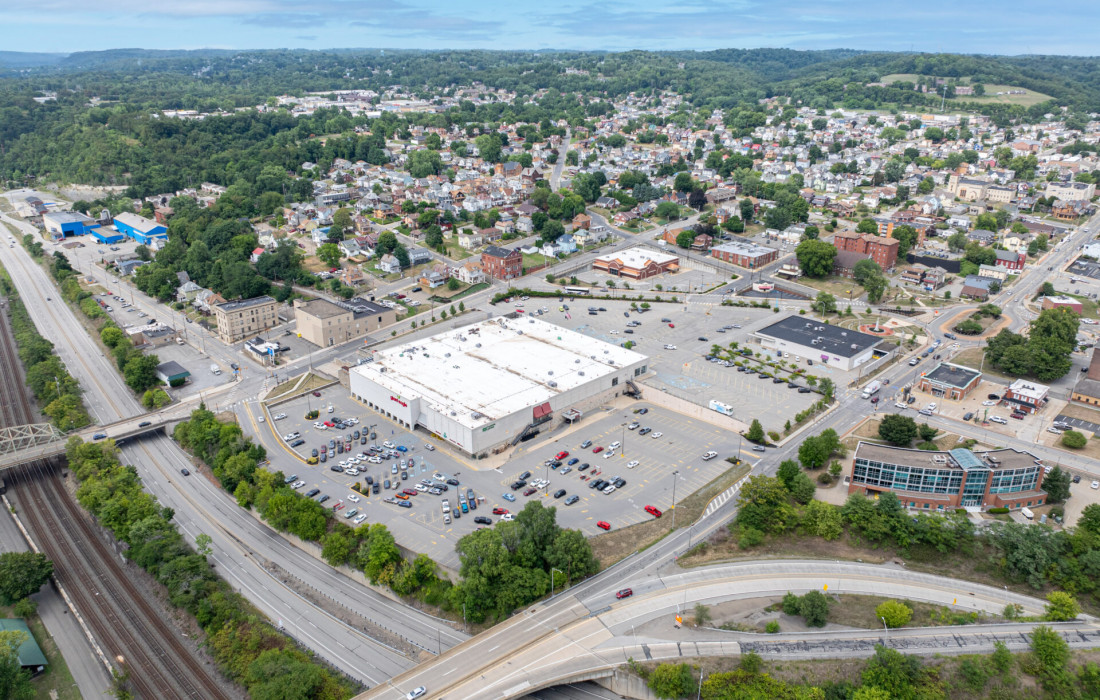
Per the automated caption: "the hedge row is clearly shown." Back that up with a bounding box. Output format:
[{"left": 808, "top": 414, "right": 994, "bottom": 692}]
[
  {"left": 0, "top": 265, "right": 91, "bottom": 430},
  {"left": 65, "top": 437, "right": 357, "bottom": 699}
]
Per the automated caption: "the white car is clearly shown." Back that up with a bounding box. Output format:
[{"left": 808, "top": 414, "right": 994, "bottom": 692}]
[
  {"left": 501, "top": 513, "right": 515, "bottom": 522},
  {"left": 701, "top": 451, "right": 718, "bottom": 461},
  {"left": 347, "top": 494, "right": 360, "bottom": 502},
  {"left": 424, "top": 444, "right": 435, "bottom": 451},
  {"left": 610, "top": 330, "right": 619, "bottom": 334},
  {"left": 354, "top": 514, "right": 368, "bottom": 525},
  {"left": 982, "top": 400, "right": 997, "bottom": 406},
  {"left": 317, "top": 424, "right": 327, "bottom": 431},
  {"left": 1083, "top": 319, "right": 1099, "bottom": 325},
  {"left": 406, "top": 687, "right": 427, "bottom": 700},
  {"left": 291, "top": 480, "right": 305, "bottom": 489},
  {"left": 368, "top": 456, "right": 382, "bottom": 464},
  {"left": 514, "top": 301, "right": 524, "bottom": 307},
  {"left": 602, "top": 484, "right": 617, "bottom": 494},
  {"left": 284, "top": 432, "right": 300, "bottom": 441},
  {"left": 383, "top": 441, "right": 396, "bottom": 449},
  {"left": 258, "top": 415, "right": 266, "bottom": 423},
  {"left": 609, "top": 441, "right": 621, "bottom": 451},
  {"left": 1092, "top": 481, "right": 1100, "bottom": 490},
  {"left": 327, "top": 405, "right": 334, "bottom": 413},
  {"left": 651, "top": 432, "right": 663, "bottom": 439},
  {"left": 1047, "top": 427, "right": 1064, "bottom": 435},
  {"left": 346, "top": 468, "right": 359, "bottom": 476},
  {"left": 273, "top": 413, "right": 287, "bottom": 420},
  {"left": 990, "top": 416, "right": 1008, "bottom": 424},
  {"left": 604, "top": 451, "right": 615, "bottom": 459},
  {"left": 627, "top": 460, "right": 639, "bottom": 469},
  {"left": 894, "top": 402, "right": 907, "bottom": 409},
  {"left": 926, "top": 403, "right": 937, "bottom": 411},
  {"left": 663, "top": 344, "right": 677, "bottom": 350}
]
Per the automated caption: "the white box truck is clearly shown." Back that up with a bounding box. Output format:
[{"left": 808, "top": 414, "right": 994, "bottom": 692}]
[
  {"left": 210, "top": 364, "right": 221, "bottom": 375},
  {"left": 1021, "top": 507, "right": 1034, "bottom": 520},
  {"left": 861, "top": 380, "right": 882, "bottom": 400}
]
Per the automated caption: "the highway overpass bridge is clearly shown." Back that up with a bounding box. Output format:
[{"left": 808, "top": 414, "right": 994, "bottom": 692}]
[
  {"left": 357, "top": 560, "right": 1090, "bottom": 700},
  {"left": 0, "top": 415, "right": 175, "bottom": 471}
]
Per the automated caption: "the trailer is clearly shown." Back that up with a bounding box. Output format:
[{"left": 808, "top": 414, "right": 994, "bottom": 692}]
[
  {"left": 709, "top": 400, "right": 734, "bottom": 416},
  {"left": 861, "top": 380, "right": 882, "bottom": 399}
]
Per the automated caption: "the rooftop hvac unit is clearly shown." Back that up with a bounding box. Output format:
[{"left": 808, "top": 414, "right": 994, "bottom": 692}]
[
  {"left": 453, "top": 364, "right": 460, "bottom": 369},
  {"left": 548, "top": 370, "right": 554, "bottom": 375},
  {"left": 578, "top": 371, "right": 585, "bottom": 376},
  {"left": 548, "top": 381, "right": 558, "bottom": 387},
  {"left": 450, "top": 411, "right": 457, "bottom": 416},
  {"left": 476, "top": 343, "right": 481, "bottom": 348},
  {"left": 841, "top": 332, "right": 847, "bottom": 336},
  {"left": 575, "top": 359, "right": 580, "bottom": 363},
  {"left": 472, "top": 412, "right": 483, "bottom": 419},
  {"left": 517, "top": 330, "right": 524, "bottom": 335},
  {"left": 851, "top": 343, "right": 858, "bottom": 349},
  {"left": 445, "top": 353, "right": 451, "bottom": 357}
]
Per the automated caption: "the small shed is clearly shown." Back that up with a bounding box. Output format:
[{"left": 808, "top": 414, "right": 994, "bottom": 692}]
[
  {"left": 155, "top": 360, "right": 191, "bottom": 386},
  {"left": 0, "top": 619, "right": 48, "bottom": 674}
]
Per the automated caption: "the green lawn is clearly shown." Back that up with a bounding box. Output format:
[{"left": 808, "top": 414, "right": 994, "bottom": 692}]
[
  {"left": 440, "top": 238, "right": 472, "bottom": 260},
  {"left": 1065, "top": 292, "right": 1100, "bottom": 319}
]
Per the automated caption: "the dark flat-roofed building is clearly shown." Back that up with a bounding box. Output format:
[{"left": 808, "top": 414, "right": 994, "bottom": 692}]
[
  {"left": 753, "top": 315, "right": 880, "bottom": 371},
  {"left": 155, "top": 360, "right": 191, "bottom": 386},
  {"left": 917, "top": 362, "right": 982, "bottom": 400},
  {"left": 849, "top": 441, "right": 1046, "bottom": 511}
]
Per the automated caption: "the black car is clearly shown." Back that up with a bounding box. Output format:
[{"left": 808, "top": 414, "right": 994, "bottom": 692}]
[
  {"left": 138, "top": 421, "right": 152, "bottom": 427},
  {"left": 612, "top": 477, "right": 626, "bottom": 488},
  {"left": 401, "top": 471, "right": 409, "bottom": 481},
  {"left": 372, "top": 483, "right": 381, "bottom": 494},
  {"left": 384, "top": 479, "right": 391, "bottom": 489},
  {"left": 474, "top": 516, "right": 492, "bottom": 525},
  {"left": 758, "top": 373, "right": 769, "bottom": 379},
  {"left": 446, "top": 477, "right": 460, "bottom": 486},
  {"left": 330, "top": 465, "right": 343, "bottom": 472},
  {"left": 590, "top": 479, "right": 606, "bottom": 490},
  {"left": 290, "top": 439, "right": 305, "bottom": 448},
  {"left": 578, "top": 462, "right": 590, "bottom": 471},
  {"left": 772, "top": 377, "right": 785, "bottom": 383},
  {"left": 698, "top": 336, "right": 708, "bottom": 341},
  {"left": 365, "top": 475, "right": 374, "bottom": 485},
  {"left": 798, "top": 387, "right": 812, "bottom": 393},
  {"left": 311, "top": 448, "right": 319, "bottom": 457},
  {"left": 180, "top": 468, "right": 190, "bottom": 476},
  {"left": 988, "top": 393, "right": 1000, "bottom": 400},
  {"left": 317, "top": 494, "right": 329, "bottom": 504},
  {"left": 511, "top": 480, "right": 527, "bottom": 490},
  {"left": 518, "top": 471, "right": 532, "bottom": 481},
  {"left": 554, "top": 489, "right": 567, "bottom": 499},
  {"left": 305, "top": 488, "right": 320, "bottom": 498},
  {"left": 638, "top": 408, "right": 648, "bottom": 414},
  {"left": 944, "top": 333, "right": 957, "bottom": 340}
]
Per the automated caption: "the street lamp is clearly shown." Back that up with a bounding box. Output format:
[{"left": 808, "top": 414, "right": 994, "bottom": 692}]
[
  {"left": 620, "top": 422, "right": 627, "bottom": 457},
  {"left": 671, "top": 470, "right": 680, "bottom": 529},
  {"left": 881, "top": 616, "right": 888, "bottom": 645},
  {"left": 551, "top": 568, "right": 562, "bottom": 598}
]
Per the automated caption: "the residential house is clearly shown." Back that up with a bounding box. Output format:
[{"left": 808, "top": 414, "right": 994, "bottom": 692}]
[
  {"left": 960, "top": 275, "right": 995, "bottom": 300},
  {"left": 418, "top": 270, "right": 447, "bottom": 289},
  {"left": 1001, "top": 230, "right": 1031, "bottom": 255},
  {"left": 454, "top": 261, "right": 485, "bottom": 285},
  {"left": 573, "top": 225, "right": 609, "bottom": 246},
  {"left": 994, "top": 250, "right": 1025, "bottom": 271},
  {"left": 250, "top": 247, "right": 266, "bottom": 264},
  {"left": 340, "top": 266, "right": 367, "bottom": 287},
  {"left": 978, "top": 264, "right": 1008, "bottom": 282},
  {"left": 407, "top": 246, "right": 433, "bottom": 266},
  {"left": 572, "top": 213, "right": 592, "bottom": 230},
  {"left": 175, "top": 280, "right": 203, "bottom": 303},
  {"left": 378, "top": 254, "right": 402, "bottom": 274}
]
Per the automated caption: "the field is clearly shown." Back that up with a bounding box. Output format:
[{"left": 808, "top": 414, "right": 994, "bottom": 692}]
[{"left": 876, "top": 75, "right": 1052, "bottom": 107}]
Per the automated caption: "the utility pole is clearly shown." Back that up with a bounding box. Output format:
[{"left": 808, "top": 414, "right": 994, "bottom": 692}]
[{"left": 671, "top": 470, "right": 680, "bottom": 529}]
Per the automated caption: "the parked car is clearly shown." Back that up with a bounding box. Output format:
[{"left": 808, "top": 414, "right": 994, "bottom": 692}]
[
  {"left": 644, "top": 505, "right": 662, "bottom": 518},
  {"left": 597, "top": 521, "right": 612, "bottom": 530}
]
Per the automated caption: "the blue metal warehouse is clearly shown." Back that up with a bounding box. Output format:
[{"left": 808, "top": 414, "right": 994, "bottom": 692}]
[
  {"left": 112, "top": 212, "right": 168, "bottom": 245},
  {"left": 42, "top": 211, "right": 100, "bottom": 240}
]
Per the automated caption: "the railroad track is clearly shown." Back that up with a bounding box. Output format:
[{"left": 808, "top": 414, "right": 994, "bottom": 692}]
[{"left": 0, "top": 297, "right": 234, "bottom": 699}]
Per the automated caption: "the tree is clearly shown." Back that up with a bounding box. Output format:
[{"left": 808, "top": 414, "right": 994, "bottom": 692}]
[
  {"left": 648, "top": 663, "right": 695, "bottom": 699},
  {"left": 655, "top": 201, "right": 681, "bottom": 220},
  {"left": 789, "top": 472, "right": 816, "bottom": 505},
  {"left": 316, "top": 242, "right": 342, "bottom": 268},
  {"left": 799, "top": 590, "right": 829, "bottom": 627},
  {"left": 746, "top": 419, "right": 765, "bottom": 443},
  {"left": 0, "top": 552, "right": 53, "bottom": 604},
  {"left": 856, "top": 218, "right": 879, "bottom": 235},
  {"left": 818, "top": 377, "right": 835, "bottom": 400},
  {"left": 675, "top": 230, "right": 694, "bottom": 249},
  {"left": 194, "top": 533, "right": 212, "bottom": 558},
  {"left": 736, "top": 476, "right": 796, "bottom": 535},
  {"left": 798, "top": 435, "right": 830, "bottom": 469},
  {"left": 795, "top": 239, "right": 837, "bottom": 278},
  {"left": 1078, "top": 504, "right": 1100, "bottom": 535},
  {"left": 812, "top": 292, "right": 837, "bottom": 315},
  {"left": 124, "top": 354, "right": 161, "bottom": 393},
  {"left": 740, "top": 198, "right": 755, "bottom": 222},
  {"left": 0, "top": 629, "right": 34, "bottom": 700},
  {"left": 852, "top": 259, "right": 883, "bottom": 286},
  {"left": 876, "top": 600, "right": 913, "bottom": 628},
  {"left": 1043, "top": 466, "right": 1071, "bottom": 503},
  {"left": 892, "top": 225, "right": 918, "bottom": 258},
  {"left": 878, "top": 414, "right": 917, "bottom": 446},
  {"left": 1044, "top": 591, "right": 1080, "bottom": 621},
  {"left": 917, "top": 423, "right": 939, "bottom": 442},
  {"left": 776, "top": 459, "right": 800, "bottom": 489},
  {"left": 947, "top": 231, "right": 968, "bottom": 251}
]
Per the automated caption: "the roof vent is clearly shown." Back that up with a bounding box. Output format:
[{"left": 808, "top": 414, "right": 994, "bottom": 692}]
[
  {"left": 548, "top": 370, "right": 554, "bottom": 375},
  {"left": 548, "top": 381, "right": 558, "bottom": 388},
  {"left": 445, "top": 353, "right": 451, "bottom": 358},
  {"left": 578, "top": 371, "right": 585, "bottom": 376},
  {"left": 476, "top": 343, "right": 481, "bottom": 348}
]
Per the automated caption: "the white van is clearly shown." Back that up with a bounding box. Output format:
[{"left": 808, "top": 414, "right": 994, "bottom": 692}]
[
  {"left": 1021, "top": 507, "right": 1034, "bottom": 520},
  {"left": 210, "top": 364, "right": 221, "bottom": 375}
]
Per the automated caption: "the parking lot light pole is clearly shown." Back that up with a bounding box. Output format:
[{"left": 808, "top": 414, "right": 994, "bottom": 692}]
[
  {"left": 881, "top": 616, "right": 888, "bottom": 645},
  {"left": 671, "top": 470, "right": 680, "bottom": 529}
]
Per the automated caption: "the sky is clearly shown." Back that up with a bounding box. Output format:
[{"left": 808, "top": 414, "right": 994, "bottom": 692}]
[{"left": 3, "top": 0, "right": 1099, "bottom": 55}]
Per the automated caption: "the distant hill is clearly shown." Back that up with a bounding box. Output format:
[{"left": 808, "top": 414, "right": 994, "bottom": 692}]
[{"left": 0, "top": 51, "right": 69, "bottom": 69}]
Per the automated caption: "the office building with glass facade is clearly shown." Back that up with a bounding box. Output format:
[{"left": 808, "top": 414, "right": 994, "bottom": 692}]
[{"left": 849, "top": 441, "right": 1046, "bottom": 511}]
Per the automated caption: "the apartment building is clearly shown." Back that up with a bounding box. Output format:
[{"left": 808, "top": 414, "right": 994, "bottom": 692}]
[{"left": 213, "top": 296, "right": 279, "bottom": 344}]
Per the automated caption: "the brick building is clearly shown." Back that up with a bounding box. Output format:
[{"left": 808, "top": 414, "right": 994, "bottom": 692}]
[
  {"left": 213, "top": 296, "right": 279, "bottom": 344},
  {"left": 480, "top": 246, "right": 522, "bottom": 280},
  {"left": 916, "top": 362, "right": 982, "bottom": 401},
  {"left": 1041, "top": 295, "right": 1083, "bottom": 314},
  {"left": 1001, "top": 379, "right": 1049, "bottom": 415},
  {"left": 710, "top": 241, "right": 779, "bottom": 269},
  {"left": 832, "top": 231, "right": 899, "bottom": 270}
]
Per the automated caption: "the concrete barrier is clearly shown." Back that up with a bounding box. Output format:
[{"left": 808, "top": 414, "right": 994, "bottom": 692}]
[{"left": 594, "top": 669, "right": 660, "bottom": 700}]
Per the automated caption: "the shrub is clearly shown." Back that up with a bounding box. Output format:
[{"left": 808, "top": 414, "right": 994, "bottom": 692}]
[
  {"left": 876, "top": 599, "right": 913, "bottom": 628},
  {"left": 765, "top": 620, "right": 780, "bottom": 633},
  {"left": 988, "top": 507, "right": 1009, "bottom": 514},
  {"left": 1062, "top": 430, "right": 1087, "bottom": 449}
]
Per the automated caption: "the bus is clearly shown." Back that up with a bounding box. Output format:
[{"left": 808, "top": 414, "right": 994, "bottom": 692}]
[{"left": 563, "top": 286, "right": 590, "bottom": 296}]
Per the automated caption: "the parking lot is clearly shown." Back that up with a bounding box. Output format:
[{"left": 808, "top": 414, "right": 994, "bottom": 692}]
[
  {"left": 538, "top": 297, "right": 830, "bottom": 431},
  {"left": 244, "top": 385, "right": 760, "bottom": 570}
]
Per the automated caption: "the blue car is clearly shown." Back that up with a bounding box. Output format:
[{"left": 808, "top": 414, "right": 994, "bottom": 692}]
[
  {"left": 396, "top": 445, "right": 408, "bottom": 452},
  {"left": 92, "top": 433, "right": 107, "bottom": 440},
  {"left": 502, "top": 492, "right": 516, "bottom": 502},
  {"left": 567, "top": 457, "right": 579, "bottom": 466}
]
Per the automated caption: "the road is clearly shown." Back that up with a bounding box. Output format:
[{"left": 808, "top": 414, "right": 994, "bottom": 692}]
[
  {"left": 0, "top": 213, "right": 467, "bottom": 689},
  {"left": 549, "top": 129, "right": 572, "bottom": 192}
]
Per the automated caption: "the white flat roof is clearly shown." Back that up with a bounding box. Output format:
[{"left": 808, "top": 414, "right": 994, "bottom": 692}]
[
  {"left": 595, "top": 246, "right": 678, "bottom": 269},
  {"left": 352, "top": 316, "right": 647, "bottom": 429}
]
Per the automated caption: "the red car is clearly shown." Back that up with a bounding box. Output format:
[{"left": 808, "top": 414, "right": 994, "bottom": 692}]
[
  {"left": 556, "top": 450, "right": 569, "bottom": 460},
  {"left": 1010, "top": 413, "right": 1024, "bottom": 420},
  {"left": 523, "top": 487, "right": 537, "bottom": 496},
  {"left": 616, "top": 588, "right": 633, "bottom": 599},
  {"left": 668, "top": 323, "right": 675, "bottom": 328},
  {"left": 592, "top": 446, "right": 604, "bottom": 454},
  {"left": 323, "top": 420, "right": 335, "bottom": 427},
  {"left": 515, "top": 309, "right": 525, "bottom": 313},
  {"left": 644, "top": 505, "right": 663, "bottom": 518},
  {"left": 596, "top": 521, "right": 612, "bottom": 531},
  {"left": 402, "top": 489, "right": 418, "bottom": 496},
  {"left": 492, "top": 507, "right": 509, "bottom": 515}
]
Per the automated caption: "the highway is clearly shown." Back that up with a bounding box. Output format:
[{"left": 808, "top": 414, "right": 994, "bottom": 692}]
[{"left": 0, "top": 212, "right": 467, "bottom": 690}]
